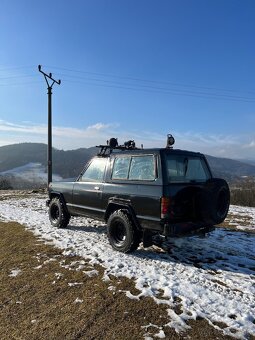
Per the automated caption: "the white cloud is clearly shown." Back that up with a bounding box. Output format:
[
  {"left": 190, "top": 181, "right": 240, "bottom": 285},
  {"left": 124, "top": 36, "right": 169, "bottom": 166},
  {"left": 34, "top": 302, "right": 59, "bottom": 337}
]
[
  {"left": 86, "top": 123, "right": 115, "bottom": 131},
  {"left": 0, "top": 120, "right": 46, "bottom": 135},
  {"left": 0, "top": 119, "right": 254, "bottom": 160},
  {"left": 242, "top": 140, "right": 255, "bottom": 149}
]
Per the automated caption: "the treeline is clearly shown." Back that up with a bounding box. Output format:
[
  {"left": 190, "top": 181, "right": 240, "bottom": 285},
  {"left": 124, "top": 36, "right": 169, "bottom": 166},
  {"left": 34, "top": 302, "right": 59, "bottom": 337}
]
[
  {"left": 230, "top": 178, "right": 255, "bottom": 207},
  {"left": 0, "top": 177, "right": 13, "bottom": 189},
  {"left": 0, "top": 143, "right": 96, "bottom": 179},
  {"left": 0, "top": 175, "right": 45, "bottom": 190}
]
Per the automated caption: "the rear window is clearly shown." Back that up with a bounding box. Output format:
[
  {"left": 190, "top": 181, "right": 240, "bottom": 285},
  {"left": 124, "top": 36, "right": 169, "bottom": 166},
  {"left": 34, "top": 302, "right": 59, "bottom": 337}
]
[{"left": 164, "top": 154, "right": 210, "bottom": 183}]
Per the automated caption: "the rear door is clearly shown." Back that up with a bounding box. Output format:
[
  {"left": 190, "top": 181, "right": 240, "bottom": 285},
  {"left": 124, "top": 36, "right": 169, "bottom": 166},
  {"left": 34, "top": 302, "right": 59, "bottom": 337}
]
[
  {"left": 71, "top": 157, "right": 108, "bottom": 219},
  {"left": 162, "top": 152, "right": 212, "bottom": 221},
  {"left": 103, "top": 154, "right": 163, "bottom": 229}
]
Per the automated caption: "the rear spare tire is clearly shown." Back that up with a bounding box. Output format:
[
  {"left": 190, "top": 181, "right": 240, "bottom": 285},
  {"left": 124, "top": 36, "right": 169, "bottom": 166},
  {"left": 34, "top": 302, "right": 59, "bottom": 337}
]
[{"left": 198, "top": 178, "right": 230, "bottom": 225}]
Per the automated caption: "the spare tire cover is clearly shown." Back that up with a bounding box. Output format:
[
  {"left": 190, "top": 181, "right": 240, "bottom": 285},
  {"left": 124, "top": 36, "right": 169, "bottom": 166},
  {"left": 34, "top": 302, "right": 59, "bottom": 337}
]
[{"left": 197, "top": 178, "right": 230, "bottom": 225}]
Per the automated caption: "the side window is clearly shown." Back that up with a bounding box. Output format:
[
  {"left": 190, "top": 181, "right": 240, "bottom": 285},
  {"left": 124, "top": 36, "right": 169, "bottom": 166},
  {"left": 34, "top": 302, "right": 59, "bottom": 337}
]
[
  {"left": 112, "top": 157, "right": 130, "bottom": 179},
  {"left": 185, "top": 159, "right": 208, "bottom": 181},
  {"left": 165, "top": 155, "right": 210, "bottom": 183},
  {"left": 129, "top": 155, "right": 155, "bottom": 180},
  {"left": 112, "top": 155, "right": 156, "bottom": 181},
  {"left": 81, "top": 158, "right": 107, "bottom": 182}
]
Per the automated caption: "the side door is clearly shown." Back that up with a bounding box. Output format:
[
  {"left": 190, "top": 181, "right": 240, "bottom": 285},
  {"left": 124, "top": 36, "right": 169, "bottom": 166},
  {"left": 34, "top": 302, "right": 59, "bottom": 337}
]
[
  {"left": 71, "top": 157, "right": 108, "bottom": 220},
  {"left": 103, "top": 154, "right": 162, "bottom": 228}
]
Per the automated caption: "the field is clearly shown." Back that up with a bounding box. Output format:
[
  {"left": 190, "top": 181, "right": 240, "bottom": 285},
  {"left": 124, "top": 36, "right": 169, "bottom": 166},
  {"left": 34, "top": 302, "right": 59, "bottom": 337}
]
[{"left": 0, "top": 191, "right": 254, "bottom": 339}]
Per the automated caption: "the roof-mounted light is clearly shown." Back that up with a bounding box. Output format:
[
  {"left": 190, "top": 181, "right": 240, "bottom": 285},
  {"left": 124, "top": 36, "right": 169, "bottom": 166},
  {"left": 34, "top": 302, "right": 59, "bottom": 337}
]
[
  {"left": 166, "top": 134, "right": 175, "bottom": 148},
  {"left": 124, "top": 140, "right": 136, "bottom": 149},
  {"left": 96, "top": 138, "right": 139, "bottom": 156},
  {"left": 108, "top": 138, "right": 118, "bottom": 148}
]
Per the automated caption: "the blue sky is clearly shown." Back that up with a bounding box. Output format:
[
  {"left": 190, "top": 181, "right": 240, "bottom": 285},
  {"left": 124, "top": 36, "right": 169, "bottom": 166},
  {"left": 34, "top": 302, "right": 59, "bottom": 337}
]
[{"left": 1, "top": 0, "right": 255, "bottom": 159}]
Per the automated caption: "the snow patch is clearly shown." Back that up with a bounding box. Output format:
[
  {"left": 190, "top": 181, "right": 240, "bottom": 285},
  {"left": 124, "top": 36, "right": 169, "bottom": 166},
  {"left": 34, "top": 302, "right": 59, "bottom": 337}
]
[
  {"left": 68, "top": 282, "right": 83, "bottom": 287},
  {"left": 0, "top": 197, "right": 254, "bottom": 338},
  {"left": 83, "top": 269, "right": 98, "bottom": 277},
  {"left": 0, "top": 162, "right": 62, "bottom": 187},
  {"left": 9, "top": 269, "right": 22, "bottom": 277}
]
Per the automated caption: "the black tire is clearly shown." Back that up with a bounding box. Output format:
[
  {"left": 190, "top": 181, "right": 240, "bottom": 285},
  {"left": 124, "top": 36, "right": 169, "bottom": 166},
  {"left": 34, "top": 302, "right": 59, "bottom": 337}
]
[
  {"left": 107, "top": 210, "right": 141, "bottom": 253},
  {"left": 48, "top": 197, "right": 70, "bottom": 228},
  {"left": 197, "top": 179, "right": 230, "bottom": 225}
]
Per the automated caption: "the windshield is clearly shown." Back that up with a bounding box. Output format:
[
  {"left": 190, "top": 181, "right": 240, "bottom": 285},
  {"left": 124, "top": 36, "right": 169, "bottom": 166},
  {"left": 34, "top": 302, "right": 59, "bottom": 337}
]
[{"left": 164, "top": 154, "right": 211, "bottom": 183}]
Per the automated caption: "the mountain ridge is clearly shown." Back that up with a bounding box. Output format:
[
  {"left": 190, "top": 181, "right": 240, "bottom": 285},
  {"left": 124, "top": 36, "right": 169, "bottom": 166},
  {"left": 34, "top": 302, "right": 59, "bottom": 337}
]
[
  {"left": 0, "top": 143, "right": 255, "bottom": 188},
  {"left": 0, "top": 143, "right": 96, "bottom": 179}
]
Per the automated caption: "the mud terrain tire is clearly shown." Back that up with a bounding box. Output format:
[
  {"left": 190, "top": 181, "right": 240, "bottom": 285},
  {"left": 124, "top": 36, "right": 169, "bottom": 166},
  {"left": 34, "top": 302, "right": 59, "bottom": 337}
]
[
  {"left": 48, "top": 197, "right": 70, "bottom": 228},
  {"left": 107, "top": 210, "right": 141, "bottom": 253}
]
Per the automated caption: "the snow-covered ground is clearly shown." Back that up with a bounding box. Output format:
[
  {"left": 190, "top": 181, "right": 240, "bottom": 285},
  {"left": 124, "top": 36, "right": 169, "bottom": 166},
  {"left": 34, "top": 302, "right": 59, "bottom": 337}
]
[
  {"left": 227, "top": 205, "right": 255, "bottom": 232},
  {"left": 0, "top": 162, "right": 62, "bottom": 185},
  {"left": 0, "top": 195, "right": 254, "bottom": 339}
]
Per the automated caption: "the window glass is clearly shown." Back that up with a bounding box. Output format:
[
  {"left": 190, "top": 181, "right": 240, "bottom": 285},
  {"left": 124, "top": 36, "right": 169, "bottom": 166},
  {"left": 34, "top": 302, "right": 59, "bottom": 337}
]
[
  {"left": 112, "top": 157, "right": 130, "bottom": 179},
  {"left": 81, "top": 158, "right": 107, "bottom": 182},
  {"left": 112, "top": 155, "right": 156, "bottom": 181},
  {"left": 165, "top": 155, "right": 210, "bottom": 183},
  {"left": 129, "top": 155, "right": 155, "bottom": 180}
]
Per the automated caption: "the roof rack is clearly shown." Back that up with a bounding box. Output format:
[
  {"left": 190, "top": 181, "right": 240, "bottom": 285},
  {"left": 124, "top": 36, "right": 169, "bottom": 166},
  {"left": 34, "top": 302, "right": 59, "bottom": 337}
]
[{"left": 96, "top": 138, "right": 140, "bottom": 156}]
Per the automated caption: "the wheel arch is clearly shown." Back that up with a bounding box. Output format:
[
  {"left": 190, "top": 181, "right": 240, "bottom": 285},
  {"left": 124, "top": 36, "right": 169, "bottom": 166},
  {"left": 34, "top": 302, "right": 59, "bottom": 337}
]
[
  {"left": 105, "top": 200, "right": 141, "bottom": 231},
  {"left": 48, "top": 192, "right": 70, "bottom": 216}
]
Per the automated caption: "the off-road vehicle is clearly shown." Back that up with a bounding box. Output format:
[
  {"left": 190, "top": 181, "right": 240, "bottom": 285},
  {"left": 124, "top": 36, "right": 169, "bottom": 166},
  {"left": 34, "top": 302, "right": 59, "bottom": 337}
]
[{"left": 47, "top": 135, "right": 230, "bottom": 252}]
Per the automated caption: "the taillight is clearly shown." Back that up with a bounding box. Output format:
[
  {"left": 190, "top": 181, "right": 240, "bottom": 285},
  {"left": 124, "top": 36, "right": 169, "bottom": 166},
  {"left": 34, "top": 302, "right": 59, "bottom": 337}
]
[{"left": 161, "top": 197, "right": 171, "bottom": 218}]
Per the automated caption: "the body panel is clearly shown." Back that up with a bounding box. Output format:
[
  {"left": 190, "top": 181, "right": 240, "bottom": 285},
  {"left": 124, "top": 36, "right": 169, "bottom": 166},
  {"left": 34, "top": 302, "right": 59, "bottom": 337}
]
[{"left": 48, "top": 147, "right": 227, "bottom": 237}]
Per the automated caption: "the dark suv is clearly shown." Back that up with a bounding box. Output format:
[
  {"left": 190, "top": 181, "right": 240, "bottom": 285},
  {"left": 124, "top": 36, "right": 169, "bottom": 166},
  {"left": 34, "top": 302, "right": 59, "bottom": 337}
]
[{"left": 47, "top": 136, "right": 230, "bottom": 252}]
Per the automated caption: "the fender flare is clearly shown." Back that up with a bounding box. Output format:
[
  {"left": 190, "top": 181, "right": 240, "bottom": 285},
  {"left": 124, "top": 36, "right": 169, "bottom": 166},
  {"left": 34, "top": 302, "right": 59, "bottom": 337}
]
[
  {"left": 48, "top": 192, "right": 70, "bottom": 216},
  {"left": 105, "top": 198, "right": 141, "bottom": 230}
]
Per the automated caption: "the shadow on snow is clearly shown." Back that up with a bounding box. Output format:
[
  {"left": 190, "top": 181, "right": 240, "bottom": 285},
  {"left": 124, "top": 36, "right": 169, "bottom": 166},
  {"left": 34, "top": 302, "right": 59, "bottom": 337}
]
[{"left": 65, "top": 223, "right": 255, "bottom": 276}]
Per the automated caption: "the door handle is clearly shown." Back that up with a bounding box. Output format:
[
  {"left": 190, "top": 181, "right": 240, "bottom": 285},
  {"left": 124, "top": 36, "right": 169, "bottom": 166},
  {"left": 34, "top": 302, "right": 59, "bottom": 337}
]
[{"left": 94, "top": 186, "right": 100, "bottom": 190}]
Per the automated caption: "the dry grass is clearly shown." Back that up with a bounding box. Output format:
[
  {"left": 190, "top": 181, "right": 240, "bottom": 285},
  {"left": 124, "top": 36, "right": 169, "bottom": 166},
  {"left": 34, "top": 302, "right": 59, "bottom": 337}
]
[
  {"left": 219, "top": 212, "right": 255, "bottom": 233},
  {"left": 0, "top": 221, "right": 234, "bottom": 340}
]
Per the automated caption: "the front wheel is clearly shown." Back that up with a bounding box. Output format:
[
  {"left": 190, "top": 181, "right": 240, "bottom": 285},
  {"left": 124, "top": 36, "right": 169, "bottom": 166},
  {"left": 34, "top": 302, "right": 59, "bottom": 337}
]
[
  {"left": 48, "top": 197, "right": 70, "bottom": 228},
  {"left": 107, "top": 210, "right": 141, "bottom": 253}
]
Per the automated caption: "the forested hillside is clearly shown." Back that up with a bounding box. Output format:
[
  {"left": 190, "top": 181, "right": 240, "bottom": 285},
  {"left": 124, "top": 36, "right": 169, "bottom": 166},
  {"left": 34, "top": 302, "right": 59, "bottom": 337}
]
[
  {"left": 0, "top": 143, "right": 96, "bottom": 178},
  {"left": 1, "top": 143, "right": 255, "bottom": 184}
]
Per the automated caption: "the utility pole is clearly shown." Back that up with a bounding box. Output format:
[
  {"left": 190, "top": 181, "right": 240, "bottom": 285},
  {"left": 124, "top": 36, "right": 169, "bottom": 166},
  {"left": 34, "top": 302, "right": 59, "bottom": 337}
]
[{"left": 38, "top": 65, "right": 61, "bottom": 187}]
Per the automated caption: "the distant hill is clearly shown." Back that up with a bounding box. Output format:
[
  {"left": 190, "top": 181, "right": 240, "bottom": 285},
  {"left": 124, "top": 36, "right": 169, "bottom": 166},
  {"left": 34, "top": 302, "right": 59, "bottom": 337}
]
[
  {"left": 0, "top": 143, "right": 255, "bottom": 189},
  {"left": 205, "top": 155, "right": 255, "bottom": 181},
  {"left": 0, "top": 143, "right": 96, "bottom": 179},
  {"left": 0, "top": 163, "right": 63, "bottom": 190},
  {"left": 236, "top": 159, "right": 255, "bottom": 166}
]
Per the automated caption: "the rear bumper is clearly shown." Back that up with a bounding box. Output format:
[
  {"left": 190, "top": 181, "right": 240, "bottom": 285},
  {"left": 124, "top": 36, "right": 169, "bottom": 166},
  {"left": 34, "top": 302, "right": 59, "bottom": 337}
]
[{"left": 162, "top": 221, "right": 214, "bottom": 237}]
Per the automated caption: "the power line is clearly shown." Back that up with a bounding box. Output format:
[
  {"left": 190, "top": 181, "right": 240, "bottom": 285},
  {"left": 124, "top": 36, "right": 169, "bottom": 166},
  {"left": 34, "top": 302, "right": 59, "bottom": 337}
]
[
  {"left": 0, "top": 81, "right": 41, "bottom": 87},
  {"left": 62, "top": 78, "right": 255, "bottom": 103},
  {"left": 1, "top": 64, "right": 255, "bottom": 103},
  {"left": 56, "top": 73, "right": 255, "bottom": 102},
  {"left": 45, "top": 65, "right": 255, "bottom": 96},
  {"left": 0, "top": 65, "right": 36, "bottom": 72},
  {"left": 0, "top": 75, "right": 37, "bottom": 80}
]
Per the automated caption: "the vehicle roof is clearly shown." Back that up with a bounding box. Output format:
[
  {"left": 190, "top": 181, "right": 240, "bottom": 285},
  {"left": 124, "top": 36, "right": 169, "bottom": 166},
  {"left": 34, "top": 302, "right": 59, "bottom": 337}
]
[{"left": 97, "top": 148, "right": 204, "bottom": 158}]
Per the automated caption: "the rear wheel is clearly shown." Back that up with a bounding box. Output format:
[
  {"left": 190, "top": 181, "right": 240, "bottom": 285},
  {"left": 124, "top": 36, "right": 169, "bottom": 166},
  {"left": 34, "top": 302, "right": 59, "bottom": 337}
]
[
  {"left": 48, "top": 197, "right": 70, "bottom": 228},
  {"left": 107, "top": 210, "right": 141, "bottom": 253}
]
